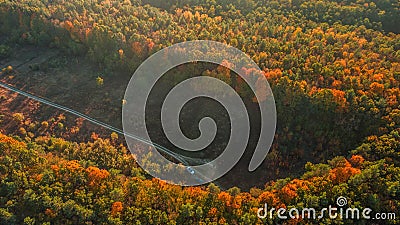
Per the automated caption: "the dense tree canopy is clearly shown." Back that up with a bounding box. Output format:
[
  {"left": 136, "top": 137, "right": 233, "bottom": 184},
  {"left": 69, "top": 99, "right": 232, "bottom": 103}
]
[
  {"left": 0, "top": 0, "right": 399, "bottom": 224},
  {"left": 0, "top": 132, "right": 398, "bottom": 224}
]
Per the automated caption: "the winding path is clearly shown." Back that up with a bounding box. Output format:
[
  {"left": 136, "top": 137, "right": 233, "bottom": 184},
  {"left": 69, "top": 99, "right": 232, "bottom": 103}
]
[{"left": 0, "top": 81, "right": 217, "bottom": 185}]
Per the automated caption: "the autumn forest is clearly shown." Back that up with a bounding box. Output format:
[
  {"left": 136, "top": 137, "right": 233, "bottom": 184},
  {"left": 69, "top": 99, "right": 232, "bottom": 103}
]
[{"left": 0, "top": 0, "right": 399, "bottom": 224}]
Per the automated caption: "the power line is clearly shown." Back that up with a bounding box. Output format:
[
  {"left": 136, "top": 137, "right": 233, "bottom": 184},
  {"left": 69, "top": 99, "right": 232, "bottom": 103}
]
[
  {"left": 0, "top": 80, "right": 226, "bottom": 187},
  {"left": 0, "top": 81, "right": 189, "bottom": 164}
]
